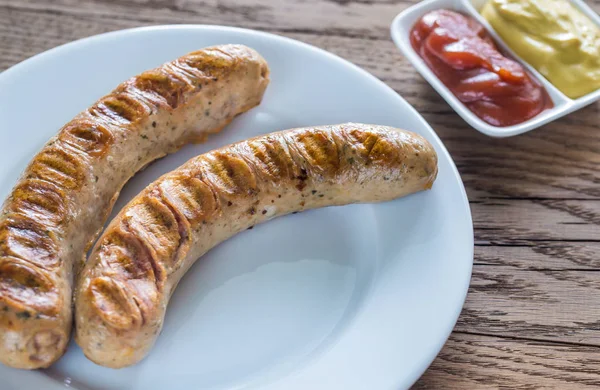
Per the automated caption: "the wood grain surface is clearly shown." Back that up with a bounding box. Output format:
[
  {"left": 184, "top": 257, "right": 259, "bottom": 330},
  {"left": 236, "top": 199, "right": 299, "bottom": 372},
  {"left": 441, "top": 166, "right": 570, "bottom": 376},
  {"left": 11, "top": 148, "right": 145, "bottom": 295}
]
[{"left": 1, "top": 0, "right": 599, "bottom": 388}]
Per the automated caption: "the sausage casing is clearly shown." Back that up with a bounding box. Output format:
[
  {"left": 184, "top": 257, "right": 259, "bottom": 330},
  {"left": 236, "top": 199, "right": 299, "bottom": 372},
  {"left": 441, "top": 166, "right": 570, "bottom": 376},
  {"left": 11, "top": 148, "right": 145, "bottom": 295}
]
[
  {"left": 74, "top": 123, "right": 438, "bottom": 368},
  {"left": 0, "top": 44, "right": 269, "bottom": 369}
]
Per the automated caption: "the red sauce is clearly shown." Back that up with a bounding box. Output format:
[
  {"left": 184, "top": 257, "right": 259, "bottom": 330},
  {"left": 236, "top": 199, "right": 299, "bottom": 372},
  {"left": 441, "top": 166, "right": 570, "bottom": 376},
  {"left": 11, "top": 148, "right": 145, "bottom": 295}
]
[{"left": 410, "top": 10, "right": 553, "bottom": 127}]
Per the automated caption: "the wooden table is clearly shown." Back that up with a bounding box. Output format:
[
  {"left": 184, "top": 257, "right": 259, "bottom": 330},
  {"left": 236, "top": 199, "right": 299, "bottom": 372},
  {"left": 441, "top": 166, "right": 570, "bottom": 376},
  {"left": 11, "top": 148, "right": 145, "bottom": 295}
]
[{"left": 1, "top": 0, "right": 600, "bottom": 388}]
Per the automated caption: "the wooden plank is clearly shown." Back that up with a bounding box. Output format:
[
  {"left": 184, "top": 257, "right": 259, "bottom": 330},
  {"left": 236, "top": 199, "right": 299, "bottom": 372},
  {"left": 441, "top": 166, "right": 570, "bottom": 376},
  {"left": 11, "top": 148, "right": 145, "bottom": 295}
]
[
  {"left": 3, "top": 0, "right": 599, "bottom": 44},
  {"left": 475, "top": 242, "right": 600, "bottom": 271},
  {"left": 458, "top": 265, "right": 600, "bottom": 346},
  {"left": 465, "top": 243, "right": 600, "bottom": 346},
  {"left": 0, "top": 0, "right": 413, "bottom": 39},
  {"left": 443, "top": 107, "right": 600, "bottom": 201},
  {"left": 1, "top": 7, "right": 599, "bottom": 202},
  {"left": 414, "top": 332, "right": 600, "bottom": 389},
  {"left": 473, "top": 199, "right": 600, "bottom": 242}
]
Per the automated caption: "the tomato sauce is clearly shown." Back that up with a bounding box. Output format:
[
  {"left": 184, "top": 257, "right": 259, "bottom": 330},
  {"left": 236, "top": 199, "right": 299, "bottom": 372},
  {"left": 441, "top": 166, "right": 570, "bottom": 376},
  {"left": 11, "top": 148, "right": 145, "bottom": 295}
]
[{"left": 410, "top": 10, "right": 553, "bottom": 127}]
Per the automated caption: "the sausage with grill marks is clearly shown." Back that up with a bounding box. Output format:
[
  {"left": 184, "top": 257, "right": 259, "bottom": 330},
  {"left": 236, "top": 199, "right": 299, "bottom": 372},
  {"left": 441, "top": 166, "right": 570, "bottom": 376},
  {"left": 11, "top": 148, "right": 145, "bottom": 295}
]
[
  {"left": 0, "top": 44, "right": 269, "bottom": 369},
  {"left": 74, "top": 123, "right": 438, "bottom": 368}
]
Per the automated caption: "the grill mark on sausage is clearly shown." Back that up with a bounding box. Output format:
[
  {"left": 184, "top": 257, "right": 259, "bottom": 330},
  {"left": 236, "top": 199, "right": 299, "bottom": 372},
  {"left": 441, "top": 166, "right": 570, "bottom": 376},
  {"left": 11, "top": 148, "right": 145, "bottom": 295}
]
[
  {"left": 183, "top": 48, "right": 238, "bottom": 81},
  {"left": 0, "top": 216, "right": 59, "bottom": 269},
  {"left": 29, "top": 144, "right": 86, "bottom": 190},
  {"left": 344, "top": 127, "right": 380, "bottom": 159},
  {"left": 158, "top": 175, "right": 221, "bottom": 225},
  {"left": 123, "top": 221, "right": 165, "bottom": 297},
  {"left": 241, "top": 137, "right": 297, "bottom": 182},
  {"left": 98, "top": 226, "right": 155, "bottom": 281},
  {"left": 292, "top": 129, "right": 341, "bottom": 175},
  {"left": 164, "top": 62, "right": 203, "bottom": 89},
  {"left": 200, "top": 151, "right": 259, "bottom": 197},
  {"left": 0, "top": 257, "right": 59, "bottom": 315},
  {"left": 10, "top": 179, "right": 66, "bottom": 227},
  {"left": 89, "top": 93, "right": 148, "bottom": 125},
  {"left": 154, "top": 187, "right": 192, "bottom": 273},
  {"left": 123, "top": 204, "right": 173, "bottom": 291},
  {"left": 59, "top": 121, "right": 114, "bottom": 158},
  {"left": 133, "top": 69, "right": 192, "bottom": 109},
  {"left": 88, "top": 276, "right": 141, "bottom": 330},
  {"left": 367, "top": 137, "right": 400, "bottom": 165}
]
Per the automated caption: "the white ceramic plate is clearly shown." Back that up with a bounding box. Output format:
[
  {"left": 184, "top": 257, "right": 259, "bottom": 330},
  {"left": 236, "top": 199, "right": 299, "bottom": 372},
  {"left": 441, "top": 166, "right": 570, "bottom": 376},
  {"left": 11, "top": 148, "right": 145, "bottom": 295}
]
[
  {"left": 391, "top": 0, "right": 600, "bottom": 138},
  {"left": 0, "top": 26, "right": 473, "bottom": 390}
]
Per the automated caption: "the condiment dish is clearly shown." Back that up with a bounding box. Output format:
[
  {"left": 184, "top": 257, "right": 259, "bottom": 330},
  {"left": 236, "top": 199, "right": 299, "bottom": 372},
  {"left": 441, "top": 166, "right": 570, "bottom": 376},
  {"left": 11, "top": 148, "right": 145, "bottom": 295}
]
[{"left": 391, "top": 0, "right": 600, "bottom": 137}]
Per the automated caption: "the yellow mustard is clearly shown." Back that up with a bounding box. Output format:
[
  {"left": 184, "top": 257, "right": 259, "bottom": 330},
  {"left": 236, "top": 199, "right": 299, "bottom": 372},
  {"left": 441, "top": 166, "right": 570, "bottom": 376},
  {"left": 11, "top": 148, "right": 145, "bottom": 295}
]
[{"left": 481, "top": 0, "right": 600, "bottom": 98}]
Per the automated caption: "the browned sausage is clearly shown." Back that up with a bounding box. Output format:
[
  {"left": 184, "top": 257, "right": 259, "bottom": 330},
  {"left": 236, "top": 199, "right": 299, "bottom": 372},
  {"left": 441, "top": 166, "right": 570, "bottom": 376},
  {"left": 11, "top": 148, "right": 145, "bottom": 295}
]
[
  {"left": 74, "top": 123, "right": 438, "bottom": 368},
  {"left": 0, "top": 44, "right": 269, "bottom": 369}
]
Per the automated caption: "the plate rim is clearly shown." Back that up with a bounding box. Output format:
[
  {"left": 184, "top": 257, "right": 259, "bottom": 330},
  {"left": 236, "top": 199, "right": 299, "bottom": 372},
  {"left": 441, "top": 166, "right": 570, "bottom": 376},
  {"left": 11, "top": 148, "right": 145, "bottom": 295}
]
[{"left": 0, "top": 24, "right": 474, "bottom": 389}]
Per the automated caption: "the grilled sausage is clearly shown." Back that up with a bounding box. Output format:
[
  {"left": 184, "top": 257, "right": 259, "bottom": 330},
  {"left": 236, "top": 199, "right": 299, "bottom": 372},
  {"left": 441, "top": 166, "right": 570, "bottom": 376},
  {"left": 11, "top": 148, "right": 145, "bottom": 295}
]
[
  {"left": 0, "top": 44, "right": 269, "bottom": 369},
  {"left": 74, "top": 123, "right": 438, "bottom": 368}
]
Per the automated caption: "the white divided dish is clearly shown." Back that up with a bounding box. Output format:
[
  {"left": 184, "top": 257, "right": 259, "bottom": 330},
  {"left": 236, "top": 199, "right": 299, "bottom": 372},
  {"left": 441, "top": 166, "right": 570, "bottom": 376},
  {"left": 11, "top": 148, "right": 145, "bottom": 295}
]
[
  {"left": 0, "top": 26, "right": 473, "bottom": 389},
  {"left": 391, "top": 0, "right": 600, "bottom": 137}
]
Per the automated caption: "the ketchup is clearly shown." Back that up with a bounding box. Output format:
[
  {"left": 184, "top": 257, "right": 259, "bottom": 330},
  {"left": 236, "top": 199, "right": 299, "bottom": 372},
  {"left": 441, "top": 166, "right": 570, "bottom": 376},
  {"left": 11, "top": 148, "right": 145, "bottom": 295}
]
[{"left": 410, "top": 10, "right": 553, "bottom": 127}]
